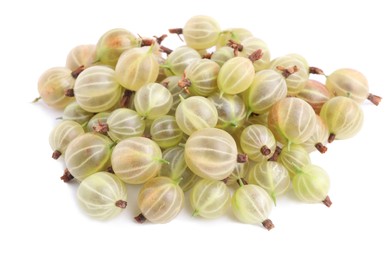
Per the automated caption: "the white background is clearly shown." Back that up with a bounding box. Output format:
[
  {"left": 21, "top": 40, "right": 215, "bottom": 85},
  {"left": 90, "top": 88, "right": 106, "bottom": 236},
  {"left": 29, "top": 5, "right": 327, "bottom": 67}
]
[{"left": 1, "top": 0, "right": 390, "bottom": 259}]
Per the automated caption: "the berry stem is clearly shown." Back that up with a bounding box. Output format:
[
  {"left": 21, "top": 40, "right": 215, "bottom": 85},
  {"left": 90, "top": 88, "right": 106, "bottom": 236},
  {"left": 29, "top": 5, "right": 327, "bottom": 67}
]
[
  {"left": 248, "top": 49, "right": 263, "bottom": 63},
  {"left": 202, "top": 52, "right": 213, "bottom": 59},
  {"left": 236, "top": 178, "right": 247, "bottom": 187},
  {"left": 120, "top": 89, "right": 134, "bottom": 108},
  {"left": 260, "top": 145, "right": 271, "bottom": 156},
  {"left": 52, "top": 150, "right": 62, "bottom": 160},
  {"left": 60, "top": 168, "right": 74, "bottom": 183},
  {"left": 115, "top": 200, "right": 127, "bottom": 209},
  {"left": 268, "top": 146, "right": 282, "bottom": 161},
  {"left": 168, "top": 28, "right": 183, "bottom": 41},
  {"left": 262, "top": 219, "right": 275, "bottom": 230},
  {"left": 140, "top": 38, "right": 156, "bottom": 47},
  {"left": 93, "top": 122, "right": 109, "bottom": 134},
  {"left": 159, "top": 45, "right": 173, "bottom": 55},
  {"left": 32, "top": 96, "right": 41, "bottom": 103},
  {"left": 322, "top": 195, "right": 332, "bottom": 207},
  {"left": 367, "top": 93, "right": 382, "bottom": 106},
  {"left": 178, "top": 76, "right": 191, "bottom": 94},
  {"left": 65, "top": 89, "right": 75, "bottom": 97},
  {"left": 237, "top": 153, "right": 248, "bottom": 163},
  {"left": 309, "top": 66, "right": 325, "bottom": 75},
  {"left": 168, "top": 28, "right": 183, "bottom": 34},
  {"left": 71, "top": 65, "right": 85, "bottom": 79},
  {"left": 328, "top": 133, "right": 336, "bottom": 143},
  {"left": 227, "top": 40, "right": 243, "bottom": 56},
  {"left": 276, "top": 65, "right": 299, "bottom": 78},
  {"left": 315, "top": 143, "right": 328, "bottom": 154},
  {"left": 134, "top": 213, "right": 147, "bottom": 223},
  {"left": 154, "top": 34, "right": 168, "bottom": 45}
]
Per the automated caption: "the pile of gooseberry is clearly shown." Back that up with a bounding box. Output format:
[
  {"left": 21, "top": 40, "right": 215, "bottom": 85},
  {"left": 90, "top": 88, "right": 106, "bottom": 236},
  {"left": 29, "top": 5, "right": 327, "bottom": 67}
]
[{"left": 36, "top": 15, "right": 381, "bottom": 230}]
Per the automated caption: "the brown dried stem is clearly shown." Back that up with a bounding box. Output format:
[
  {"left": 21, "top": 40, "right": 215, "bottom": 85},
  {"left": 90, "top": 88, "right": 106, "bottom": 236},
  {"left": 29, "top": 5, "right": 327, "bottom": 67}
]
[
  {"left": 178, "top": 76, "right": 191, "bottom": 94},
  {"left": 52, "top": 150, "right": 62, "bottom": 160},
  {"left": 227, "top": 40, "right": 243, "bottom": 56},
  {"left": 262, "top": 219, "right": 275, "bottom": 230},
  {"left": 65, "top": 89, "right": 74, "bottom": 97},
  {"left": 202, "top": 52, "right": 213, "bottom": 59},
  {"left": 159, "top": 45, "right": 173, "bottom": 55},
  {"left": 237, "top": 154, "right": 248, "bottom": 163},
  {"left": 71, "top": 65, "right": 85, "bottom": 79},
  {"left": 367, "top": 93, "right": 382, "bottom": 106},
  {"left": 93, "top": 122, "right": 109, "bottom": 134},
  {"left": 248, "top": 49, "right": 263, "bottom": 63},
  {"left": 260, "top": 145, "right": 271, "bottom": 156},
  {"left": 328, "top": 133, "right": 336, "bottom": 143},
  {"left": 322, "top": 195, "right": 332, "bottom": 207},
  {"left": 154, "top": 34, "right": 168, "bottom": 45},
  {"left": 315, "top": 143, "right": 328, "bottom": 154},
  {"left": 309, "top": 66, "right": 325, "bottom": 75},
  {"left": 134, "top": 213, "right": 147, "bottom": 223},
  {"left": 276, "top": 65, "right": 299, "bottom": 78},
  {"left": 115, "top": 200, "right": 127, "bottom": 209},
  {"left": 60, "top": 168, "right": 74, "bottom": 183},
  {"left": 268, "top": 146, "right": 282, "bottom": 161},
  {"left": 120, "top": 89, "right": 134, "bottom": 108},
  {"left": 168, "top": 28, "right": 183, "bottom": 41}
]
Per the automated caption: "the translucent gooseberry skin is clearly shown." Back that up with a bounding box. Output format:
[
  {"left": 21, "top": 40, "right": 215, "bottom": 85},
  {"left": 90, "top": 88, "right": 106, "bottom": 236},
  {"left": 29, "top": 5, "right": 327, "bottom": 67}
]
[
  {"left": 159, "top": 147, "right": 200, "bottom": 192},
  {"left": 49, "top": 120, "right": 85, "bottom": 159},
  {"left": 248, "top": 161, "right": 290, "bottom": 203},
  {"left": 77, "top": 172, "right": 127, "bottom": 220},
  {"left": 182, "top": 15, "right": 221, "bottom": 50},
  {"left": 326, "top": 68, "right": 369, "bottom": 104},
  {"left": 293, "top": 164, "right": 330, "bottom": 204},
  {"left": 268, "top": 54, "right": 309, "bottom": 96},
  {"left": 134, "top": 83, "right": 173, "bottom": 120},
  {"left": 297, "top": 79, "right": 333, "bottom": 114},
  {"left": 37, "top": 67, "right": 75, "bottom": 109},
  {"left": 320, "top": 96, "right": 364, "bottom": 141},
  {"left": 115, "top": 46, "right": 159, "bottom": 91},
  {"left": 66, "top": 44, "right": 96, "bottom": 71},
  {"left": 239, "top": 37, "right": 271, "bottom": 71},
  {"left": 160, "top": 76, "right": 190, "bottom": 115},
  {"left": 86, "top": 112, "right": 111, "bottom": 132},
  {"left": 240, "top": 124, "right": 276, "bottom": 162},
  {"left": 137, "top": 176, "right": 184, "bottom": 224},
  {"left": 175, "top": 96, "right": 218, "bottom": 136},
  {"left": 217, "top": 56, "right": 255, "bottom": 95},
  {"left": 163, "top": 46, "right": 201, "bottom": 76},
  {"left": 268, "top": 97, "right": 316, "bottom": 146},
  {"left": 64, "top": 133, "right": 113, "bottom": 181},
  {"left": 301, "top": 115, "right": 329, "bottom": 153},
  {"left": 95, "top": 28, "right": 140, "bottom": 67},
  {"left": 62, "top": 101, "right": 94, "bottom": 125},
  {"left": 207, "top": 93, "right": 247, "bottom": 133},
  {"left": 182, "top": 59, "right": 220, "bottom": 96},
  {"left": 210, "top": 46, "right": 235, "bottom": 67},
  {"left": 185, "top": 128, "right": 238, "bottom": 180},
  {"left": 215, "top": 28, "right": 253, "bottom": 49},
  {"left": 150, "top": 115, "right": 183, "bottom": 149},
  {"left": 243, "top": 69, "right": 287, "bottom": 115},
  {"left": 277, "top": 144, "right": 311, "bottom": 179},
  {"left": 111, "top": 137, "right": 163, "bottom": 184},
  {"left": 74, "top": 65, "right": 122, "bottom": 113},
  {"left": 224, "top": 160, "right": 249, "bottom": 186},
  {"left": 231, "top": 184, "right": 273, "bottom": 226},
  {"left": 105, "top": 108, "right": 145, "bottom": 142},
  {"left": 190, "top": 179, "right": 230, "bottom": 219}
]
